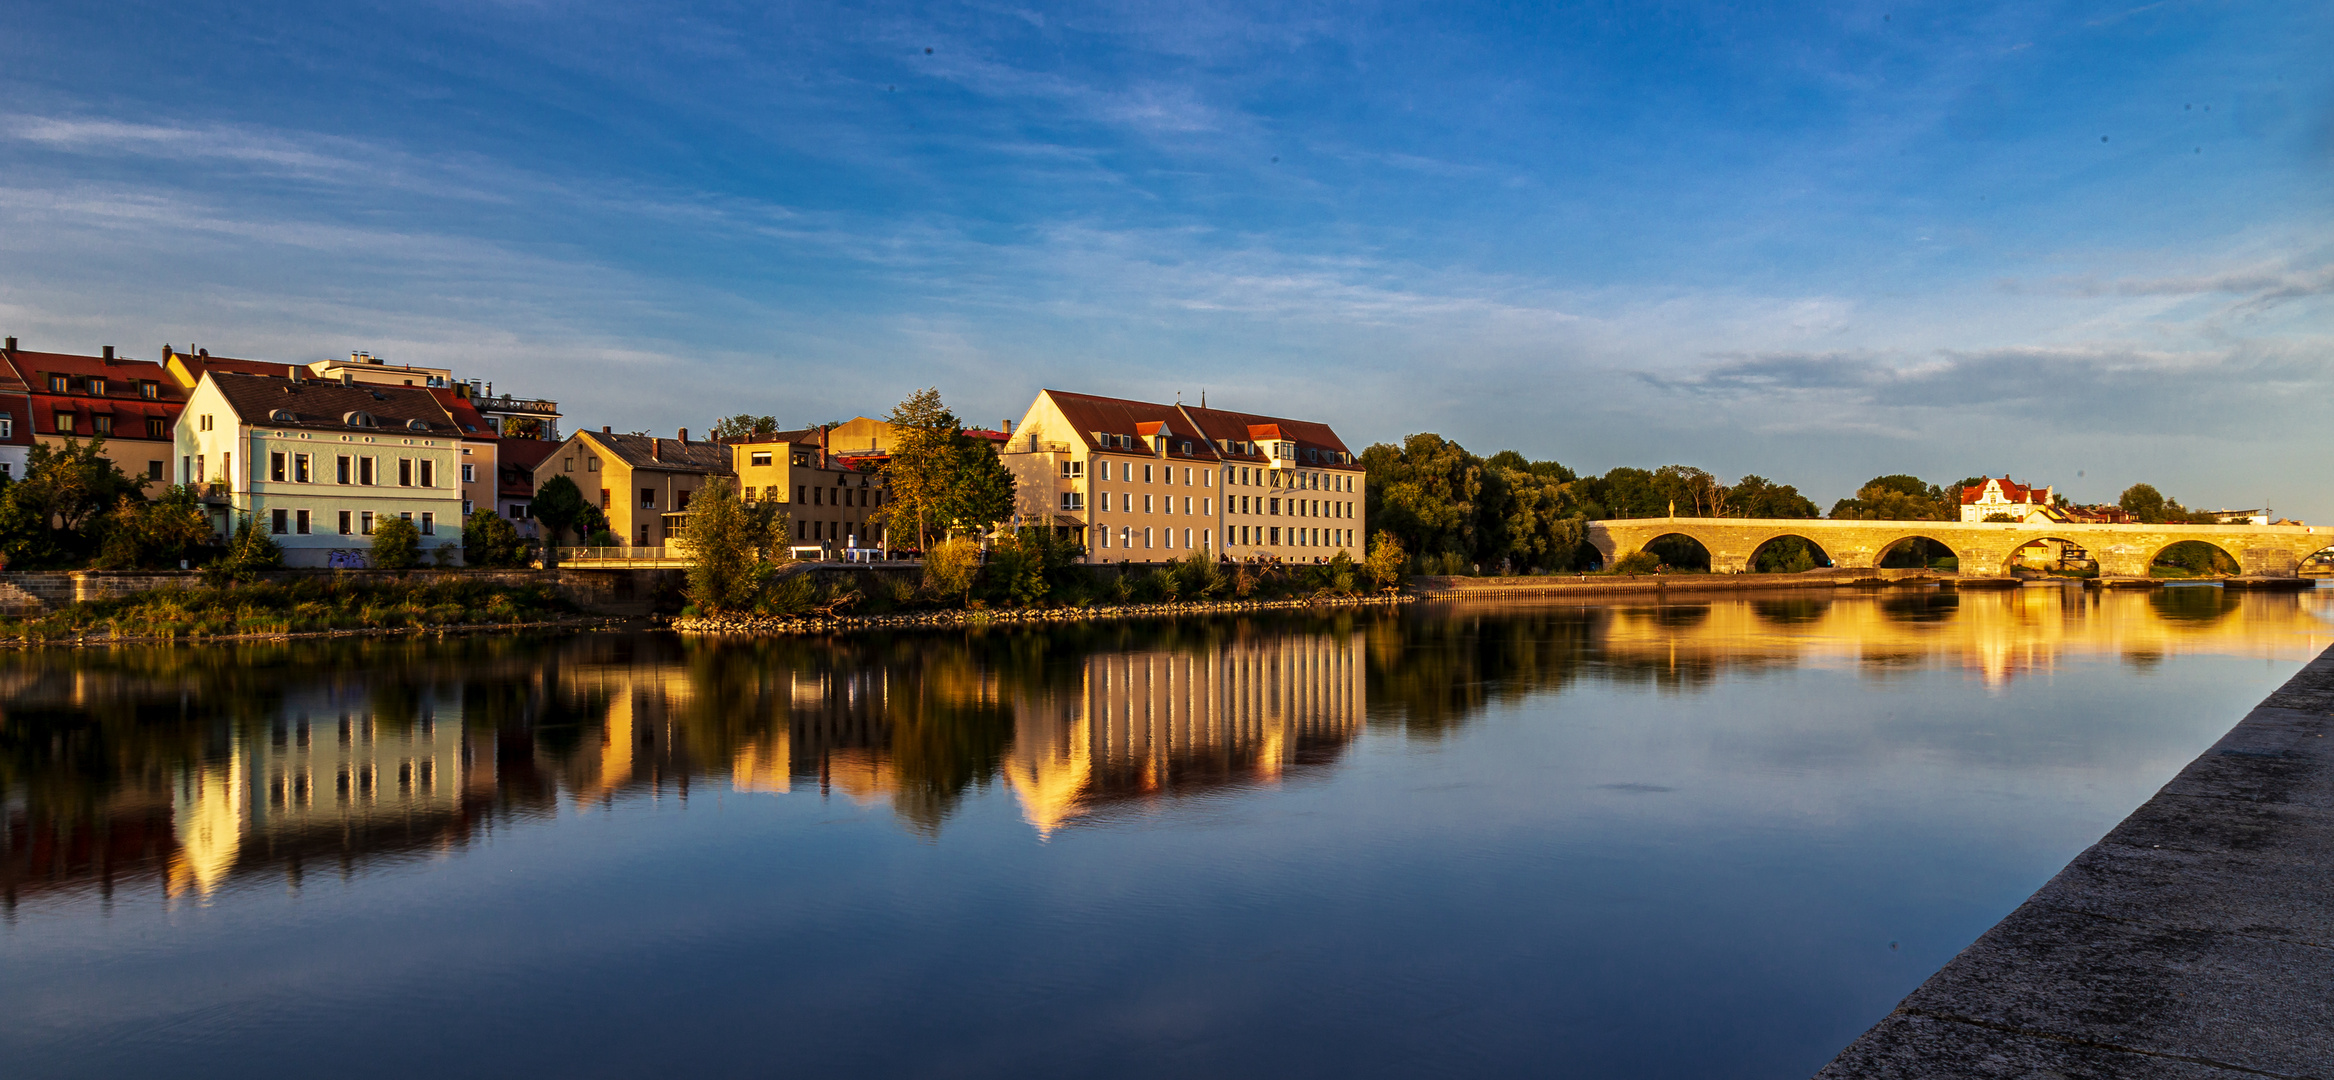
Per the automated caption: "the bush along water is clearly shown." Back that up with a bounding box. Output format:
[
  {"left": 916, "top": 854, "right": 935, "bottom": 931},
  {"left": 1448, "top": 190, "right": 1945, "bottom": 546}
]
[
  {"left": 677, "top": 527, "right": 1407, "bottom": 633},
  {"left": 0, "top": 576, "right": 579, "bottom": 643}
]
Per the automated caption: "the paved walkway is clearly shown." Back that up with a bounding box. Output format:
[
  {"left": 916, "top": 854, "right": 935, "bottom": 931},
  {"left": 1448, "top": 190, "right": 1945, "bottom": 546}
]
[{"left": 1818, "top": 644, "right": 2334, "bottom": 1078}]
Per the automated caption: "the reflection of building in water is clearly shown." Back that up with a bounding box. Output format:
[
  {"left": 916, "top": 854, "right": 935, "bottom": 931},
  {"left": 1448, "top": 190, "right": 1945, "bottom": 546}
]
[
  {"left": 1002, "top": 631, "right": 1367, "bottom": 836},
  {"left": 1589, "top": 587, "right": 2334, "bottom": 688},
  {"left": 166, "top": 691, "right": 492, "bottom": 898}
]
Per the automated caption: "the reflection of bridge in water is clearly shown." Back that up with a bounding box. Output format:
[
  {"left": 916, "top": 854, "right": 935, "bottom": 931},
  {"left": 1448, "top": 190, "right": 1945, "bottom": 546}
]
[
  {"left": 1588, "top": 518, "right": 2333, "bottom": 576},
  {"left": 1590, "top": 586, "right": 2334, "bottom": 687}
]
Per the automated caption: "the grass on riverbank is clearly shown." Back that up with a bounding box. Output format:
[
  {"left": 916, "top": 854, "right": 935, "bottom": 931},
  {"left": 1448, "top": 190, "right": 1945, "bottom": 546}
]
[{"left": 0, "top": 577, "right": 578, "bottom": 642}]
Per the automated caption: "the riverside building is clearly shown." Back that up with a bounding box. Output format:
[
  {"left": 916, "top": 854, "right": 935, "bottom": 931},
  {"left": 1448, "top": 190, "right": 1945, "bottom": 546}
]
[
  {"left": 1001, "top": 390, "right": 1365, "bottom": 564},
  {"left": 177, "top": 372, "right": 469, "bottom": 565}
]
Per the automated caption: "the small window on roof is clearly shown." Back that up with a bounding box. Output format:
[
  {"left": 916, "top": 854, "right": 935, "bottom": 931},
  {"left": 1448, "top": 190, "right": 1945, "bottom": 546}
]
[
  {"left": 344, "top": 410, "right": 376, "bottom": 428},
  {"left": 269, "top": 408, "right": 294, "bottom": 422},
  {"left": 406, "top": 418, "right": 429, "bottom": 432}
]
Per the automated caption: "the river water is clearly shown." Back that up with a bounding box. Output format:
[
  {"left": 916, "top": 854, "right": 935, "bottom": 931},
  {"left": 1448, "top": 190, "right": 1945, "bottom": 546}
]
[{"left": 3, "top": 584, "right": 2329, "bottom": 1079}]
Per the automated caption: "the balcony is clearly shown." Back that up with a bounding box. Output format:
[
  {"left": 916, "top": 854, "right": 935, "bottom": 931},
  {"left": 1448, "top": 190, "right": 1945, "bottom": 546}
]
[{"left": 193, "top": 483, "right": 233, "bottom": 506}]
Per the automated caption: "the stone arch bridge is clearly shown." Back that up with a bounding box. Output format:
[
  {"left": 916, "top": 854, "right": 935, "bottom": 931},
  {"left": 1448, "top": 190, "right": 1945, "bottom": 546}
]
[{"left": 1586, "top": 518, "right": 2333, "bottom": 577}]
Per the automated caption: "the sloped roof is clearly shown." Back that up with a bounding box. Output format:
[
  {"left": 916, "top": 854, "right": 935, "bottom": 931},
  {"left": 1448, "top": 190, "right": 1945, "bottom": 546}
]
[
  {"left": 1039, "top": 390, "right": 1222, "bottom": 461},
  {"left": 1961, "top": 476, "right": 2046, "bottom": 505},
  {"left": 1175, "top": 402, "right": 1357, "bottom": 467},
  {"left": 209, "top": 372, "right": 458, "bottom": 436},
  {"left": 427, "top": 388, "right": 498, "bottom": 440},
  {"left": 578, "top": 430, "right": 734, "bottom": 475}
]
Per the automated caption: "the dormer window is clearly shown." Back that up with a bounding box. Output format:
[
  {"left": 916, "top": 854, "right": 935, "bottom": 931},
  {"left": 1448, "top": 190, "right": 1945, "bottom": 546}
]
[
  {"left": 47, "top": 375, "right": 67, "bottom": 394},
  {"left": 343, "top": 410, "right": 377, "bottom": 428},
  {"left": 140, "top": 381, "right": 159, "bottom": 400},
  {"left": 269, "top": 409, "right": 294, "bottom": 422},
  {"left": 88, "top": 378, "right": 106, "bottom": 396},
  {"left": 406, "top": 418, "right": 429, "bottom": 432}
]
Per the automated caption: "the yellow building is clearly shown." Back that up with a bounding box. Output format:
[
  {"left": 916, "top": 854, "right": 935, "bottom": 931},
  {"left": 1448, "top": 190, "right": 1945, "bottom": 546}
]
[
  {"left": 534, "top": 427, "right": 732, "bottom": 547},
  {"left": 727, "top": 430, "right": 887, "bottom": 553},
  {"left": 1001, "top": 389, "right": 1365, "bottom": 564}
]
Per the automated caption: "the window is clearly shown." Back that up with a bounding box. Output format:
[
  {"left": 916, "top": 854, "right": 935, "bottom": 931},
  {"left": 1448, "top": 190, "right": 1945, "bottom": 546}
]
[
  {"left": 88, "top": 378, "right": 106, "bottom": 396},
  {"left": 48, "top": 374, "right": 67, "bottom": 393},
  {"left": 140, "top": 381, "right": 159, "bottom": 400},
  {"left": 146, "top": 417, "right": 166, "bottom": 438},
  {"left": 360, "top": 511, "right": 375, "bottom": 535},
  {"left": 1271, "top": 527, "right": 1281, "bottom": 545},
  {"left": 1060, "top": 460, "right": 1083, "bottom": 478},
  {"left": 750, "top": 452, "right": 773, "bottom": 467},
  {"left": 398, "top": 458, "right": 413, "bottom": 486},
  {"left": 271, "top": 508, "right": 288, "bottom": 535},
  {"left": 91, "top": 414, "right": 111, "bottom": 436},
  {"left": 296, "top": 510, "right": 310, "bottom": 535},
  {"left": 1270, "top": 498, "right": 1281, "bottom": 515},
  {"left": 640, "top": 488, "right": 656, "bottom": 509},
  {"left": 294, "top": 454, "right": 311, "bottom": 483},
  {"left": 200, "top": 414, "right": 214, "bottom": 432},
  {"left": 1145, "top": 528, "right": 1153, "bottom": 548},
  {"left": 1144, "top": 464, "right": 1153, "bottom": 483},
  {"left": 599, "top": 488, "right": 609, "bottom": 510},
  {"left": 419, "top": 460, "right": 435, "bottom": 488},
  {"left": 54, "top": 412, "right": 73, "bottom": 434},
  {"left": 464, "top": 499, "right": 474, "bottom": 515},
  {"left": 1143, "top": 495, "right": 1153, "bottom": 513},
  {"left": 420, "top": 512, "right": 435, "bottom": 536},
  {"left": 400, "top": 512, "right": 413, "bottom": 522},
  {"left": 336, "top": 456, "right": 351, "bottom": 484},
  {"left": 1060, "top": 492, "right": 1084, "bottom": 511},
  {"left": 676, "top": 490, "right": 691, "bottom": 511},
  {"left": 461, "top": 463, "right": 476, "bottom": 483},
  {"left": 147, "top": 461, "right": 162, "bottom": 481},
  {"left": 585, "top": 456, "right": 598, "bottom": 472},
  {"left": 359, "top": 457, "right": 377, "bottom": 485},
  {"left": 763, "top": 485, "right": 777, "bottom": 501},
  {"left": 271, "top": 452, "right": 286, "bottom": 482},
  {"left": 564, "top": 457, "right": 574, "bottom": 472},
  {"left": 339, "top": 511, "right": 352, "bottom": 535},
  {"left": 796, "top": 485, "right": 806, "bottom": 503},
  {"left": 0, "top": 417, "right": 9, "bottom": 439},
  {"left": 181, "top": 455, "right": 190, "bottom": 481}
]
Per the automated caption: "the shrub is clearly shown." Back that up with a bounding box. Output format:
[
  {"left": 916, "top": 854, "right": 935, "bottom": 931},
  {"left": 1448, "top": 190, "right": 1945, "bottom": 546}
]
[
  {"left": 371, "top": 516, "right": 422, "bottom": 570},
  {"left": 1365, "top": 531, "right": 1407, "bottom": 590},
  {"left": 1611, "top": 550, "right": 1662, "bottom": 574},
  {"left": 463, "top": 509, "right": 530, "bottom": 568},
  {"left": 922, "top": 537, "right": 981, "bottom": 604}
]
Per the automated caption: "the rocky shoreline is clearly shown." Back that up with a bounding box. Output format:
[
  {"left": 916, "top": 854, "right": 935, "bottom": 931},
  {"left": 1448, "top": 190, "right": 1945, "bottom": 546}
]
[
  {"left": 0, "top": 615, "right": 628, "bottom": 649},
  {"left": 674, "top": 591, "right": 1414, "bottom": 635}
]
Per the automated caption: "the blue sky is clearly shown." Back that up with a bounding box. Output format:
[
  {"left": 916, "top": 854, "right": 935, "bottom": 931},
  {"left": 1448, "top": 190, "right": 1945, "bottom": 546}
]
[{"left": 1, "top": 1, "right": 2328, "bottom": 516}]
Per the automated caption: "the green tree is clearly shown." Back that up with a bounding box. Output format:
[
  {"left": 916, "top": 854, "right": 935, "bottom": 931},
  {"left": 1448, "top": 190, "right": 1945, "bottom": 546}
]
[
  {"left": 1362, "top": 433, "right": 1486, "bottom": 566},
  {"left": 529, "top": 474, "right": 600, "bottom": 558},
  {"left": 371, "top": 516, "right": 422, "bottom": 569},
  {"left": 1725, "top": 475, "right": 1819, "bottom": 519},
  {"left": 0, "top": 438, "right": 150, "bottom": 568},
  {"left": 981, "top": 529, "right": 1052, "bottom": 606},
  {"left": 213, "top": 514, "right": 284, "bottom": 581},
  {"left": 1365, "top": 530, "right": 1408, "bottom": 590},
  {"left": 1831, "top": 475, "right": 1952, "bottom": 520},
  {"left": 462, "top": 508, "right": 530, "bottom": 568},
  {"left": 876, "top": 388, "right": 959, "bottom": 551},
  {"left": 936, "top": 434, "right": 1016, "bottom": 539},
  {"left": 680, "top": 478, "right": 788, "bottom": 613},
  {"left": 94, "top": 486, "right": 213, "bottom": 569},
  {"left": 712, "top": 414, "right": 782, "bottom": 442},
  {"left": 2119, "top": 483, "right": 2170, "bottom": 524}
]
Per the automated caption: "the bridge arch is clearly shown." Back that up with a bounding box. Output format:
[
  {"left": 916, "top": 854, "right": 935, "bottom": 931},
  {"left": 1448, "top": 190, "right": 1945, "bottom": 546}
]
[
  {"left": 2303, "top": 545, "right": 2334, "bottom": 577},
  {"left": 1748, "top": 533, "right": 1832, "bottom": 573},
  {"left": 1641, "top": 533, "right": 1713, "bottom": 572},
  {"left": 2001, "top": 535, "right": 2095, "bottom": 576},
  {"left": 1875, "top": 534, "right": 1959, "bottom": 571},
  {"left": 2150, "top": 539, "right": 2241, "bottom": 578}
]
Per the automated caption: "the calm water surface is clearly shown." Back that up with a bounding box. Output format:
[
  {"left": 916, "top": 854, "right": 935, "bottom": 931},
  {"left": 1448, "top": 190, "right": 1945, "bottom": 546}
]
[{"left": 4, "top": 584, "right": 2330, "bottom": 1078}]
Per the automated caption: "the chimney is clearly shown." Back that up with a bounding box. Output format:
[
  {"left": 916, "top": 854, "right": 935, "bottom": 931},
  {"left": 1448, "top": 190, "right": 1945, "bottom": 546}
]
[
  {"left": 1003, "top": 419, "right": 1013, "bottom": 435},
  {"left": 102, "top": 345, "right": 115, "bottom": 361},
  {"left": 602, "top": 425, "right": 612, "bottom": 433},
  {"left": 678, "top": 427, "right": 688, "bottom": 444},
  {"left": 652, "top": 438, "right": 662, "bottom": 462},
  {"left": 3, "top": 337, "right": 14, "bottom": 352}
]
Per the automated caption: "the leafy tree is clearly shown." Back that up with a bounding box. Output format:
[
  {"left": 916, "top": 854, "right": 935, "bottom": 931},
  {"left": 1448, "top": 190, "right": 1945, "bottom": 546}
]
[
  {"left": 371, "top": 516, "right": 422, "bottom": 570},
  {"left": 981, "top": 529, "right": 1052, "bottom": 607},
  {"left": 1983, "top": 513, "right": 2019, "bottom": 523},
  {"left": 212, "top": 514, "right": 283, "bottom": 582},
  {"left": 1362, "top": 433, "right": 1486, "bottom": 565},
  {"left": 936, "top": 434, "right": 1016, "bottom": 538},
  {"left": 0, "top": 438, "right": 150, "bottom": 568},
  {"left": 876, "top": 388, "right": 959, "bottom": 551},
  {"left": 1611, "top": 550, "right": 1661, "bottom": 574},
  {"left": 680, "top": 478, "right": 788, "bottom": 613},
  {"left": 94, "top": 486, "right": 213, "bottom": 569},
  {"left": 1725, "top": 475, "right": 1819, "bottom": 519},
  {"left": 1831, "top": 475, "right": 1953, "bottom": 520},
  {"left": 529, "top": 474, "right": 602, "bottom": 558},
  {"left": 463, "top": 508, "right": 530, "bottom": 568},
  {"left": 1365, "top": 530, "right": 1408, "bottom": 590},
  {"left": 712, "top": 414, "right": 782, "bottom": 442}
]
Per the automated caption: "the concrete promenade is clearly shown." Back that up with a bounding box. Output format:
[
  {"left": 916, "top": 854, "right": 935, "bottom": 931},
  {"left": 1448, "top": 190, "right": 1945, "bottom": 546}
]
[{"left": 1817, "top": 643, "right": 2334, "bottom": 1078}]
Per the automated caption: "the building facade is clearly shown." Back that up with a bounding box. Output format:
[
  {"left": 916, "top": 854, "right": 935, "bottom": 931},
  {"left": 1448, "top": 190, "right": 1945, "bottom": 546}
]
[
  {"left": 1960, "top": 477, "right": 2057, "bottom": 523},
  {"left": 178, "top": 373, "right": 468, "bottom": 566},
  {"left": 3, "top": 340, "right": 185, "bottom": 485},
  {"left": 726, "top": 431, "right": 887, "bottom": 553},
  {"left": 1001, "top": 390, "right": 1364, "bottom": 564},
  {"left": 532, "top": 428, "right": 732, "bottom": 547}
]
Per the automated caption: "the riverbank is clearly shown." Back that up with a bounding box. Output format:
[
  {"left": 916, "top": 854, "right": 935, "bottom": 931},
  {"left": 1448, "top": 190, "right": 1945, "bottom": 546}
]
[
  {"left": 0, "top": 576, "right": 585, "bottom": 644},
  {"left": 675, "top": 591, "right": 1412, "bottom": 635},
  {"left": 1816, "top": 641, "right": 2334, "bottom": 1077}
]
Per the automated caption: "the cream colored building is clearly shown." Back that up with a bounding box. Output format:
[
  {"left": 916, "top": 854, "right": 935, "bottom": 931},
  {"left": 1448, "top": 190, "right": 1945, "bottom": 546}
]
[{"left": 1000, "top": 390, "right": 1365, "bottom": 564}]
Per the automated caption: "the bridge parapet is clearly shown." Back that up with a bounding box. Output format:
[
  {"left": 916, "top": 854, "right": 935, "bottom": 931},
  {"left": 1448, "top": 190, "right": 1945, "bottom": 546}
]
[{"left": 1585, "top": 518, "right": 2330, "bottom": 577}]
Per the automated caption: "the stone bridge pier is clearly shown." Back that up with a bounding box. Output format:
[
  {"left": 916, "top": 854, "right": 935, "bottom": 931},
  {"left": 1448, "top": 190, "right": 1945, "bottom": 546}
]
[{"left": 1586, "top": 518, "right": 2332, "bottom": 577}]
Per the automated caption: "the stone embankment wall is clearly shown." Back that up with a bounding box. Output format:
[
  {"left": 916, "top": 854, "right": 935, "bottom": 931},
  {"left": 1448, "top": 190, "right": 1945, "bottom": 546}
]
[
  {"left": 1816, "top": 643, "right": 2334, "bottom": 1077},
  {"left": 0, "top": 568, "right": 684, "bottom": 617},
  {"left": 677, "top": 592, "right": 1410, "bottom": 636}
]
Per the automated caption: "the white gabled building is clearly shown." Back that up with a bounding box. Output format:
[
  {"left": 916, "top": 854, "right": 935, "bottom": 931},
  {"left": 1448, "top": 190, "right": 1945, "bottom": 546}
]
[{"left": 178, "top": 372, "right": 469, "bottom": 566}]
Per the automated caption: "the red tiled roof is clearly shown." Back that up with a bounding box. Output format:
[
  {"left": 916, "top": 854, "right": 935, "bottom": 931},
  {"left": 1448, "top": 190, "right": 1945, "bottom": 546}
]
[
  {"left": 5, "top": 348, "right": 187, "bottom": 439},
  {"left": 428, "top": 388, "right": 499, "bottom": 440},
  {"left": 1960, "top": 476, "right": 2044, "bottom": 505},
  {"left": 1175, "top": 403, "right": 1357, "bottom": 466}
]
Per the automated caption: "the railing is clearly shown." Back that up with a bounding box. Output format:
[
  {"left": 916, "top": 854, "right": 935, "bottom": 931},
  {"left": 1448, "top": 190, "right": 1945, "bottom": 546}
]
[{"left": 555, "top": 546, "right": 686, "bottom": 565}]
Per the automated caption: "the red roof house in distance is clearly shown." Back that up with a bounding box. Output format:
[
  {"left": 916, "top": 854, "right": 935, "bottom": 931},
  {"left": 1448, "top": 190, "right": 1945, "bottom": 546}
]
[
  {"left": 0, "top": 339, "right": 34, "bottom": 480},
  {"left": 1, "top": 339, "right": 186, "bottom": 485},
  {"left": 1960, "top": 476, "right": 2056, "bottom": 523}
]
